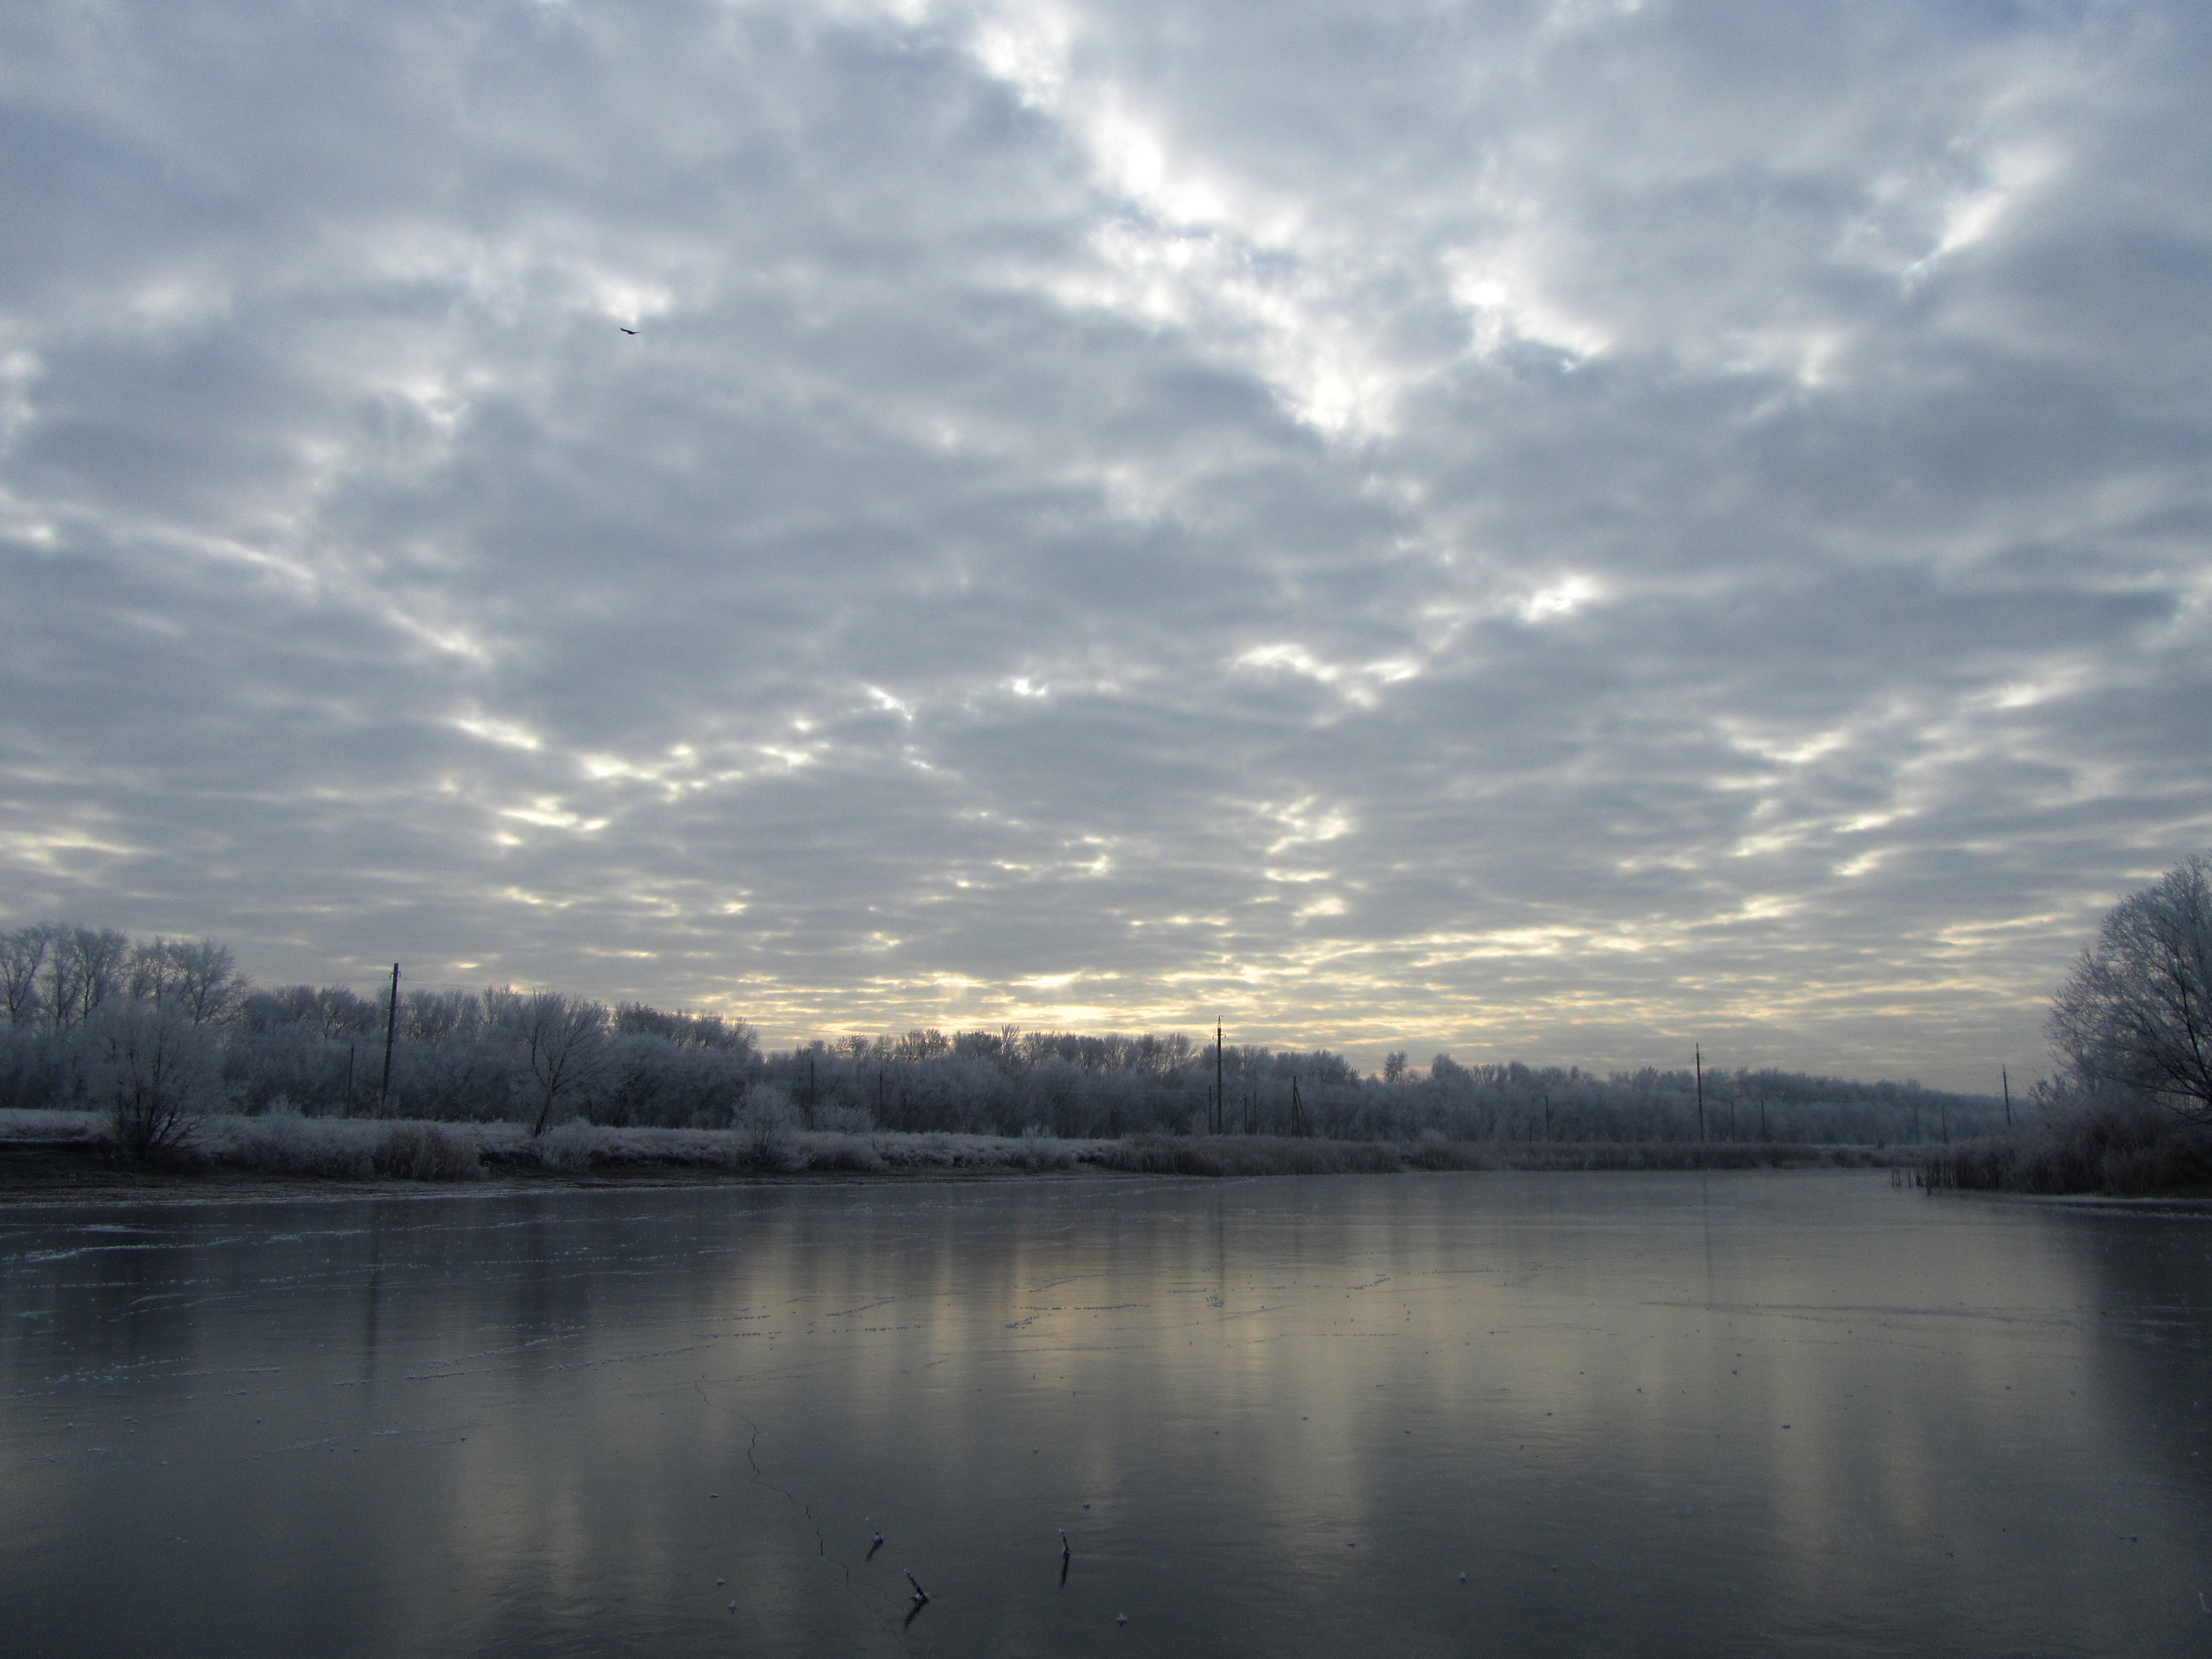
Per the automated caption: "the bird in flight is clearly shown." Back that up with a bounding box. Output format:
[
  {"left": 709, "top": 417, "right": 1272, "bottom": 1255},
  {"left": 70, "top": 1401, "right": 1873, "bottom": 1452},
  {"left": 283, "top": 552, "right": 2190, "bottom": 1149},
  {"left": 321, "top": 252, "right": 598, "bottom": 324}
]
[{"left": 619, "top": 326, "right": 637, "bottom": 335}]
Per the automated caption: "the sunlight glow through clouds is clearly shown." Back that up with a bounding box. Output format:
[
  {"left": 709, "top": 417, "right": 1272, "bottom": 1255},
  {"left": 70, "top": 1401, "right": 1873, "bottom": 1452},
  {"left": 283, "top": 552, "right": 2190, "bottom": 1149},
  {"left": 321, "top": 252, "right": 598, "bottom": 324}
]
[
  {"left": 453, "top": 713, "right": 543, "bottom": 752},
  {"left": 1235, "top": 644, "right": 1421, "bottom": 707}
]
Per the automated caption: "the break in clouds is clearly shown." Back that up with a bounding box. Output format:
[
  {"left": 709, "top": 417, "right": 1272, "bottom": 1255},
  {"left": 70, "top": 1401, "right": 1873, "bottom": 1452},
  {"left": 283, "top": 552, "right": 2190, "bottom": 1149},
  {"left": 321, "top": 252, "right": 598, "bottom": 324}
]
[{"left": 2, "top": 0, "right": 2207, "bottom": 1089}]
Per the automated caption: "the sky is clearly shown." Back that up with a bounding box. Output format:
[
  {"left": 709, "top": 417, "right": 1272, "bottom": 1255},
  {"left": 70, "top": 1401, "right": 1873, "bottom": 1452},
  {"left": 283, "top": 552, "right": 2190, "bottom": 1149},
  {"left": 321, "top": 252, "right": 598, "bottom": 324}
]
[{"left": 3, "top": 0, "right": 2208, "bottom": 1089}]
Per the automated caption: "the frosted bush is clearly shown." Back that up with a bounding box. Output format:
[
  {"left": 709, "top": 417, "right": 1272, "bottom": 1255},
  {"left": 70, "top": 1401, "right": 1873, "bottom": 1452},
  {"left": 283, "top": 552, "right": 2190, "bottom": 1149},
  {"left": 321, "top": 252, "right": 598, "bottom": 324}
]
[
  {"left": 373, "top": 1123, "right": 484, "bottom": 1180},
  {"left": 0, "top": 1108, "right": 105, "bottom": 1141},
  {"left": 796, "top": 1132, "right": 885, "bottom": 1172},
  {"left": 194, "top": 1114, "right": 378, "bottom": 1177},
  {"left": 737, "top": 1090, "right": 799, "bottom": 1169},
  {"left": 180, "top": 1114, "right": 485, "bottom": 1180},
  {"left": 536, "top": 1118, "right": 600, "bottom": 1172},
  {"left": 810, "top": 1101, "right": 875, "bottom": 1134}
]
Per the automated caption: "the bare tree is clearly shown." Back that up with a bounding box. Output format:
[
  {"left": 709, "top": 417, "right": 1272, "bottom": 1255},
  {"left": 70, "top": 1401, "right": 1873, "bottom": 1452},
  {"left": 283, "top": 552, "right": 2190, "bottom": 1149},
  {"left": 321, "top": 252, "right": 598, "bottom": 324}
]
[
  {"left": 91, "top": 1000, "right": 221, "bottom": 1158},
  {"left": 127, "top": 938, "right": 249, "bottom": 1024},
  {"left": 2049, "top": 854, "right": 2212, "bottom": 1124},
  {"left": 500, "top": 991, "right": 609, "bottom": 1136},
  {"left": 0, "top": 926, "right": 49, "bottom": 1025},
  {"left": 45, "top": 926, "right": 130, "bottom": 1031}
]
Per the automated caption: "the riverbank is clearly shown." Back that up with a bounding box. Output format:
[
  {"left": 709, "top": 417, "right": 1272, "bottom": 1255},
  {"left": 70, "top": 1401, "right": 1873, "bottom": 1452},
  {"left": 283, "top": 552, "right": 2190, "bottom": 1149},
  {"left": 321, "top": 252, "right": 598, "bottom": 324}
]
[
  {"left": 1915, "top": 1104, "right": 2212, "bottom": 1197},
  {"left": 0, "top": 1109, "right": 1910, "bottom": 1203}
]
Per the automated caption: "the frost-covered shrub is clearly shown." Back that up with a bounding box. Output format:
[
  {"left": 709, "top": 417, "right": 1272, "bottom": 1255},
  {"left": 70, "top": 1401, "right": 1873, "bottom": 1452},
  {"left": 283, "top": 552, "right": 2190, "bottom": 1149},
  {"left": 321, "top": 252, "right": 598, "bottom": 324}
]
[
  {"left": 810, "top": 1100, "right": 876, "bottom": 1134},
  {"left": 0, "top": 1026, "right": 82, "bottom": 1113},
  {"left": 90, "top": 1002, "right": 222, "bottom": 1157},
  {"left": 181, "top": 1114, "right": 485, "bottom": 1179},
  {"left": 373, "top": 1123, "right": 484, "bottom": 1180},
  {"left": 796, "top": 1133, "right": 885, "bottom": 1172},
  {"left": 195, "top": 1114, "right": 376, "bottom": 1177},
  {"left": 1921, "top": 1098, "right": 2212, "bottom": 1195},
  {"left": 0, "top": 1107, "right": 103, "bottom": 1140},
  {"left": 737, "top": 1088, "right": 799, "bottom": 1169},
  {"left": 535, "top": 1118, "right": 600, "bottom": 1172}
]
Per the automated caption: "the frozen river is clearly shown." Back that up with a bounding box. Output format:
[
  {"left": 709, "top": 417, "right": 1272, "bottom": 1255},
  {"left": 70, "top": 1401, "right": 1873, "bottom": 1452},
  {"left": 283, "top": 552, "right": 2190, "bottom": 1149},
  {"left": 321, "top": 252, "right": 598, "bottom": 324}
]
[{"left": 3, "top": 1171, "right": 2207, "bottom": 1656}]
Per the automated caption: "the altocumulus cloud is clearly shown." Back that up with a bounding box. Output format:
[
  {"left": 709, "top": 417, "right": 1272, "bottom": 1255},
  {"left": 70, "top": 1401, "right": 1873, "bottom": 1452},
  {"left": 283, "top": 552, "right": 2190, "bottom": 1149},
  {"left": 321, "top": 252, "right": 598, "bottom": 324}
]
[{"left": 2, "top": 0, "right": 2207, "bottom": 1089}]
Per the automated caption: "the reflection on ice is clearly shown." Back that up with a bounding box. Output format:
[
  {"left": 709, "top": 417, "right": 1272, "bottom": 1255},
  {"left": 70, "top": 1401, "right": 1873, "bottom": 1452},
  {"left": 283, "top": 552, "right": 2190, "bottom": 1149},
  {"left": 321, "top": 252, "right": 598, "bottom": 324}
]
[{"left": 2, "top": 1173, "right": 2208, "bottom": 1657}]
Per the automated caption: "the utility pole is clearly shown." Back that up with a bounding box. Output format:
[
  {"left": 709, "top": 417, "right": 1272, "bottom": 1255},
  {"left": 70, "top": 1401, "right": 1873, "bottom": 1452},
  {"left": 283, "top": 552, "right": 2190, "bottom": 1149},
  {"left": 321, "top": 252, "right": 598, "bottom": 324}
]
[
  {"left": 380, "top": 964, "right": 400, "bottom": 1112},
  {"left": 1290, "top": 1076, "right": 1305, "bottom": 1137},
  {"left": 2002, "top": 1066, "right": 2012, "bottom": 1128},
  {"left": 1215, "top": 1022, "right": 1225, "bottom": 1136},
  {"left": 1694, "top": 1044, "right": 1706, "bottom": 1143}
]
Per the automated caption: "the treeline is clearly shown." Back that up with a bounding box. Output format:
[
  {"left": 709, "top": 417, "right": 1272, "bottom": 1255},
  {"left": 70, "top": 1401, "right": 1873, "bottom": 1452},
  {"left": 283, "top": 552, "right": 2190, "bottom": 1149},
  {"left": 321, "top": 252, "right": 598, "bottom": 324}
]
[
  {"left": 782, "top": 1033, "right": 1998, "bottom": 1144},
  {"left": 0, "top": 922, "right": 2003, "bottom": 1148}
]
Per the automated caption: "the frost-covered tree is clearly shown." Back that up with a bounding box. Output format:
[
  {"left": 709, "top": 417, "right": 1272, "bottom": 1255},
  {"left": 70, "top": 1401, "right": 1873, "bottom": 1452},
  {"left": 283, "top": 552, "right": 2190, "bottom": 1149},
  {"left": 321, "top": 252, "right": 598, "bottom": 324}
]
[
  {"left": 488, "top": 989, "right": 610, "bottom": 1135},
  {"left": 43, "top": 926, "right": 130, "bottom": 1030},
  {"left": 2049, "top": 854, "right": 2212, "bottom": 1124},
  {"left": 127, "top": 938, "right": 250, "bottom": 1025},
  {"left": 0, "top": 926, "right": 49, "bottom": 1025}
]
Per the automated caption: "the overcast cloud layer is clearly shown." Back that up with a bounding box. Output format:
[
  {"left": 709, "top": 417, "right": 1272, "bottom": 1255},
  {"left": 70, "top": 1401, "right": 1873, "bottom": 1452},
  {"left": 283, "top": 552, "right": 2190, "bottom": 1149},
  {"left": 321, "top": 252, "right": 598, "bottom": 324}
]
[{"left": 4, "top": 0, "right": 2208, "bottom": 1088}]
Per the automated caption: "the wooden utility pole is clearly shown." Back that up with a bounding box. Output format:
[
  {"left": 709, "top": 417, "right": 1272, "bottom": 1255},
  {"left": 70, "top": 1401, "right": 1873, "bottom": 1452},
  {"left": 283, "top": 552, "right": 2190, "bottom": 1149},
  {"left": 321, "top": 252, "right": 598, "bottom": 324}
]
[
  {"left": 1215, "top": 1022, "right": 1225, "bottom": 1136},
  {"left": 1694, "top": 1044, "right": 1706, "bottom": 1143},
  {"left": 380, "top": 964, "right": 400, "bottom": 1111},
  {"left": 2002, "top": 1066, "right": 2012, "bottom": 1128}
]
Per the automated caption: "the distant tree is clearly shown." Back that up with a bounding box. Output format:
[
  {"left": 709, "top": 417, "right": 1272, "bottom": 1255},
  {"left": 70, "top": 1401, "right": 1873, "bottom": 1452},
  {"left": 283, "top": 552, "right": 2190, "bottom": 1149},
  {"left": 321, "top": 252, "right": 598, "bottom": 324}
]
[
  {"left": 2049, "top": 854, "right": 2212, "bottom": 1124},
  {"left": 613, "top": 1002, "right": 754, "bottom": 1052},
  {"left": 44, "top": 926, "right": 130, "bottom": 1030},
  {"left": 0, "top": 926, "right": 48, "bottom": 1025},
  {"left": 1382, "top": 1051, "right": 1409, "bottom": 1084},
  {"left": 127, "top": 938, "right": 249, "bottom": 1024},
  {"left": 240, "top": 984, "right": 379, "bottom": 1040},
  {"left": 404, "top": 987, "right": 481, "bottom": 1044}
]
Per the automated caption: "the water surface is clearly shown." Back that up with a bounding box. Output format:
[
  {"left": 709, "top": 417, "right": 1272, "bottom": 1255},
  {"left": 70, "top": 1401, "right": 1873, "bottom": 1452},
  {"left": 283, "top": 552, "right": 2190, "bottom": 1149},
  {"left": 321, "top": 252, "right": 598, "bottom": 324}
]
[{"left": 3, "top": 1171, "right": 2207, "bottom": 1656}]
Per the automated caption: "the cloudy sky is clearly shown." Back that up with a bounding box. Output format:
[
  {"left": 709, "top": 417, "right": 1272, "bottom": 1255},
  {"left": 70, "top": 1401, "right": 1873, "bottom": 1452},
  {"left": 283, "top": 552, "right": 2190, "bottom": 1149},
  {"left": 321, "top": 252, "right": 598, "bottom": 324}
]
[{"left": 3, "top": 0, "right": 2207, "bottom": 1088}]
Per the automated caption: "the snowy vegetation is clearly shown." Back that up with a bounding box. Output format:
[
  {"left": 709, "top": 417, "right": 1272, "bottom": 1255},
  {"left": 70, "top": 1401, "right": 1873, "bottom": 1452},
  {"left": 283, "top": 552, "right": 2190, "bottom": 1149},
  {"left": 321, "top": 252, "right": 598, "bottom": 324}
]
[
  {"left": 0, "top": 1107, "right": 1104, "bottom": 1180},
  {"left": 1921, "top": 852, "right": 2212, "bottom": 1196},
  {"left": 1, "top": 921, "right": 2002, "bottom": 1165}
]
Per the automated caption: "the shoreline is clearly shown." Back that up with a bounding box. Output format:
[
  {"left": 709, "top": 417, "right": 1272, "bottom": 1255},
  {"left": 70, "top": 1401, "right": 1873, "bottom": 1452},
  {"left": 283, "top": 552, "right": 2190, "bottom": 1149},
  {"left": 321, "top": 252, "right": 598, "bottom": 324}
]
[
  {"left": 7, "top": 1144, "right": 2207, "bottom": 1213},
  {"left": 0, "top": 1139, "right": 1125, "bottom": 1208},
  {"left": 4, "top": 1130, "right": 1908, "bottom": 1209}
]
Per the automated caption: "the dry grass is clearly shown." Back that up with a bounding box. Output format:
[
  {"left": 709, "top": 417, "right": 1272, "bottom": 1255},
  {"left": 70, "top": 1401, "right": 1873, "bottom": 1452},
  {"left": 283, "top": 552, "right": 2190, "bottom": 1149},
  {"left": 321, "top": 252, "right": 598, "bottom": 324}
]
[
  {"left": 184, "top": 1114, "right": 488, "bottom": 1180},
  {"left": 1083, "top": 1134, "right": 1876, "bottom": 1177},
  {"left": 0, "top": 1107, "right": 1903, "bottom": 1188},
  {"left": 1920, "top": 1105, "right": 2212, "bottom": 1196},
  {"left": 0, "top": 1109, "right": 107, "bottom": 1142}
]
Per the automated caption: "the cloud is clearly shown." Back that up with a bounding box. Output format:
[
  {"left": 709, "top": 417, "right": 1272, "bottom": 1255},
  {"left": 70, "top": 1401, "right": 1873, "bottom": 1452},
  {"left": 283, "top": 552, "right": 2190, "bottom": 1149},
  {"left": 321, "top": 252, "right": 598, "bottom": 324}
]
[{"left": 2, "top": 0, "right": 2208, "bottom": 1089}]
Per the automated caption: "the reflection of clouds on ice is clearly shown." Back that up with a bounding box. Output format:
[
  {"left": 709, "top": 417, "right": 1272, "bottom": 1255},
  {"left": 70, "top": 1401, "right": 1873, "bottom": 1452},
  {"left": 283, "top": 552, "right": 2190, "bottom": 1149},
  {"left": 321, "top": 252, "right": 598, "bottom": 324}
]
[{"left": 3, "top": 1177, "right": 2199, "bottom": 1653}]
